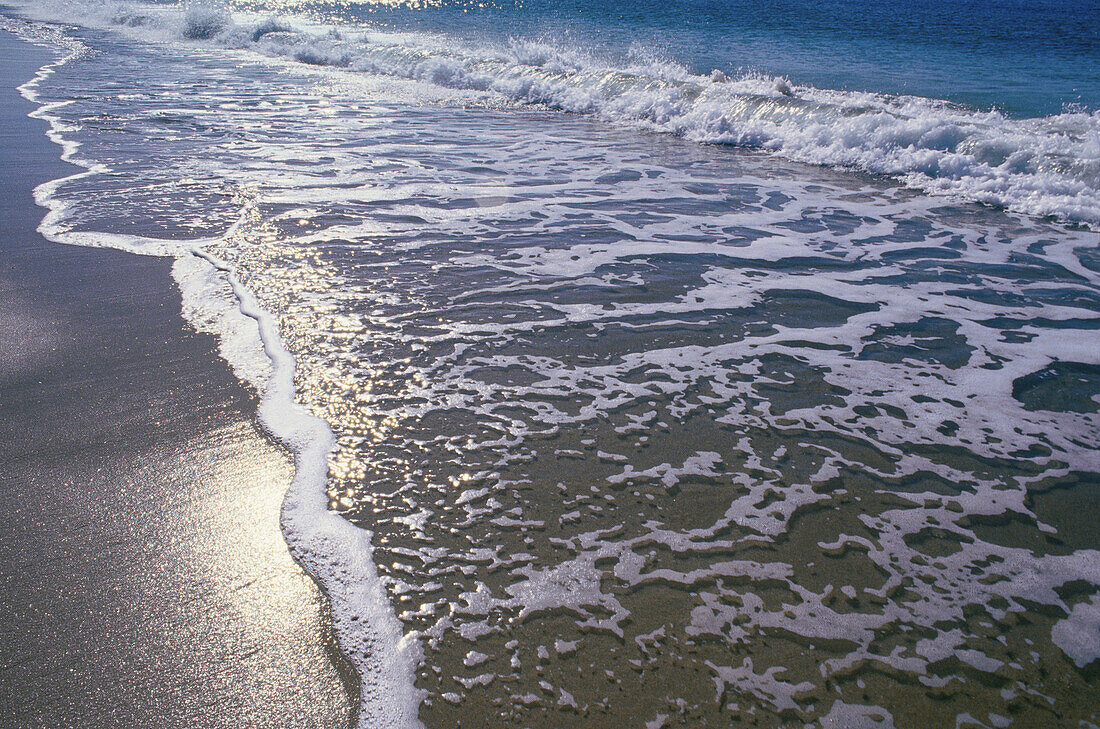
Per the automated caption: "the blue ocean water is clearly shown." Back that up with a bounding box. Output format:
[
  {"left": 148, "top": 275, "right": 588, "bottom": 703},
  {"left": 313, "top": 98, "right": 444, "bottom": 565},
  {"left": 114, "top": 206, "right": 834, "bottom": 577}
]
[
  {"left": 3, "top": 1, "right": 1099, "bottom": 728},
  {"left": 275, "top": 0, "right": 1100, "bottom": 118}
]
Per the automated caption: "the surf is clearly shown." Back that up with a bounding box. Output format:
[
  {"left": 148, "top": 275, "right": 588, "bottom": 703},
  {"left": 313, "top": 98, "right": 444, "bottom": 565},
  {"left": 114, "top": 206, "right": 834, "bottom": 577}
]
[{"left": 10, "top": 0, "right": 1100, "bottom": 230}]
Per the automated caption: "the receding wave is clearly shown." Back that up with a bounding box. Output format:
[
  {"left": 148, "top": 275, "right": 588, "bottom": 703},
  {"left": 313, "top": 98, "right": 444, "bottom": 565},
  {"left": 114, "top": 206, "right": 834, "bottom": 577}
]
[
  {"left": 6, "top": 5, "right": 1099, "bottom": 726},
  {"left": 13, "top": 0, "right": 1100, "bottom": 230},
  {"left": 0, "top": 11, "right": 424, "bottom": 729}
]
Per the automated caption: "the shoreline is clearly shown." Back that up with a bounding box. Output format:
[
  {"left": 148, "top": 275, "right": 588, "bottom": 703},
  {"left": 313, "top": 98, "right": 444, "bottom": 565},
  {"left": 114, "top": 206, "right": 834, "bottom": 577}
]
[{"left": 0, "top": 30, "right": 356, "bottom": 728}]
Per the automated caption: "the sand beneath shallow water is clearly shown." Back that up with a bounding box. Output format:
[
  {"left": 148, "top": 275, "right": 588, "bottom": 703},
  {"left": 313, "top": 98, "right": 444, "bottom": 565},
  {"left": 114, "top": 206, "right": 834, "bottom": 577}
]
[{"left": 0, "top": 31, "right": 355, "bottom": 729}]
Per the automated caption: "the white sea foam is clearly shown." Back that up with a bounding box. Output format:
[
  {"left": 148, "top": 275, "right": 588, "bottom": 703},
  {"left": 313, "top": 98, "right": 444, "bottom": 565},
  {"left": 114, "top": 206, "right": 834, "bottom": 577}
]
[
  {"left": 173, "top": 253, "right": 272, "bottom": 391},
  {"left": 9, "top": 0, "right": 1100, "bottom": 229},
  {"left": 1, "top": 16, "right": 424, "bottom": 729},
  {"left": 5, "top": 5, "right": 1099, "bottom": 725},
  {"left": 1052, "top": 595, "right": 1100, "bottom": 670}
]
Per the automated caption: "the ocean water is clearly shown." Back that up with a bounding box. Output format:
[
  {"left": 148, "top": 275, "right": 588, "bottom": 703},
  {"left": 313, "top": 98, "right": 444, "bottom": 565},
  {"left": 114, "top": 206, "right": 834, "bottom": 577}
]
[{"left": 2, "top": 1, "right": 1099, "bottom": 728}]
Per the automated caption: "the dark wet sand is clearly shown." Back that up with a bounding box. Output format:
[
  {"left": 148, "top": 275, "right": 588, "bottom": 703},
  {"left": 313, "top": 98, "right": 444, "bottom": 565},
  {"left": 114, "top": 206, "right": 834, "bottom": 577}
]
[{"left": 0, "top": 32, "right": 355, "bottom": 728}]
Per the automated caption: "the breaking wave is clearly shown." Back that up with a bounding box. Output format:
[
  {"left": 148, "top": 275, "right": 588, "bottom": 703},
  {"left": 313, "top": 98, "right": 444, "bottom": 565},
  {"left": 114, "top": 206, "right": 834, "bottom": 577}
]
[{"left": 13, "top": 0, "right": 1100, "bottom": 230}]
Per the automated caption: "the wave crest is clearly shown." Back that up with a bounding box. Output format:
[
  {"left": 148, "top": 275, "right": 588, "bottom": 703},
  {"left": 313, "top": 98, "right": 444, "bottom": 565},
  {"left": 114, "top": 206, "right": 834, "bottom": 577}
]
[{"left": 11, "top": 2, "right": 1100, "bottom": 226}]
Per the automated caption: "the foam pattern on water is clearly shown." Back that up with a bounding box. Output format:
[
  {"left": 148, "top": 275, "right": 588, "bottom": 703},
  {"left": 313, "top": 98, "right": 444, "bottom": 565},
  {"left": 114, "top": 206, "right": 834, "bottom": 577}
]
[
  {"left": 1, "top": 17, "right": 424, "bottom": 729},
  {"left": 7, "top": 10, "right": 1100, "bottom": 729},
  {"left": 11, "top": 0, "right": 1100, "bottom": 229}
]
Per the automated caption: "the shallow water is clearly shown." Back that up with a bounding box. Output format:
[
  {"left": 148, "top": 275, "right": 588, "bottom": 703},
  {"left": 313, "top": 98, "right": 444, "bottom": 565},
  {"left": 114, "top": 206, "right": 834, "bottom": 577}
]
[{"left": 3, "top": 2, "right": 1099, "bottom": 727}]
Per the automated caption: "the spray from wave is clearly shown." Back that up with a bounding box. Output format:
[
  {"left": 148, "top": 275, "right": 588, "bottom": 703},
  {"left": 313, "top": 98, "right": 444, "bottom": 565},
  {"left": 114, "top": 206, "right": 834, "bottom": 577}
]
[{"left": 12, "top": 0, "right": 1100, "bottom": 229}]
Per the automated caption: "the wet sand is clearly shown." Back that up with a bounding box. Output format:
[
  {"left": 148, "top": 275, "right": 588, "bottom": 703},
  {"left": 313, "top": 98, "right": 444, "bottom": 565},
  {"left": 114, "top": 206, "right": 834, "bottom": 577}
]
[{"left": 0, "top": 32, "right": 355, "bottom": 728}]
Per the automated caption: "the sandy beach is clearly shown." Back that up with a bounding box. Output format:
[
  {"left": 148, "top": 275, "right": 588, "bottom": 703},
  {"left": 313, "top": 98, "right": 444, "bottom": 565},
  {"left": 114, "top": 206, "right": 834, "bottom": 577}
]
[
  {"left": 0, "top": 31, "right": 354, "bottom": 728},
  {"left": 2, "top": 1, "right": 1098, "bottom": 726}
]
